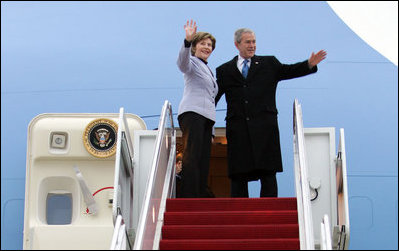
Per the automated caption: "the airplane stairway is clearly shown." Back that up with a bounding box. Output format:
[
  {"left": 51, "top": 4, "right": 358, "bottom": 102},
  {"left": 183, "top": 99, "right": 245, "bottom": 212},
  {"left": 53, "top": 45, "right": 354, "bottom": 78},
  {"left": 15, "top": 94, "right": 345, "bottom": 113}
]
[
  {"left": 22, "top": 100, "right": 348, "bottom": 249},
  {"left": 160, "top": 197, "right": 300, "bottom": 250}
]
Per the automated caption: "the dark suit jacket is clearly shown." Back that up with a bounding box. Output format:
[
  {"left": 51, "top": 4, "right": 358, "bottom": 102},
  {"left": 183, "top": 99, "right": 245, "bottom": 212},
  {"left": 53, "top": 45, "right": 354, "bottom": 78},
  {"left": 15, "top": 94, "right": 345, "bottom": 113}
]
[{"left": 215, "top": 55, "right": 317, "bottom": 180}]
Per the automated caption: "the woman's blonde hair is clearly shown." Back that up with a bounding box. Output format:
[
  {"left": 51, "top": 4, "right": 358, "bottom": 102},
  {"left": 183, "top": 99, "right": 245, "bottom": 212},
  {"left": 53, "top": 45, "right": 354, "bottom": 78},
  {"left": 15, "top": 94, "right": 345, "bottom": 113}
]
[{"left": 191, "top": 32, "right": 216, "bottom": 56}]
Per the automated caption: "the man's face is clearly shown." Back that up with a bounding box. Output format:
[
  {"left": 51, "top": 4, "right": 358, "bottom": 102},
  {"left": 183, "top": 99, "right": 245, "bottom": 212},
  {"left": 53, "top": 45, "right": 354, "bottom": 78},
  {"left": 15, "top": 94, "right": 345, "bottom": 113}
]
[
  {"left": 235, "top": 32, "right": 256, "bottom": 59},
  {"left": 176, "top": 160, "right": 182, "bottom": 174}
]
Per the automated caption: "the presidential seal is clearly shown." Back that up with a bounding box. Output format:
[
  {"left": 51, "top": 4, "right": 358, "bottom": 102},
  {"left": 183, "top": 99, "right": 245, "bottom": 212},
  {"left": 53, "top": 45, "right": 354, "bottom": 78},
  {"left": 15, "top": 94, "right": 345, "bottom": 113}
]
[{"left": 83, "top": 118, "right": 118, "bottom": 158}]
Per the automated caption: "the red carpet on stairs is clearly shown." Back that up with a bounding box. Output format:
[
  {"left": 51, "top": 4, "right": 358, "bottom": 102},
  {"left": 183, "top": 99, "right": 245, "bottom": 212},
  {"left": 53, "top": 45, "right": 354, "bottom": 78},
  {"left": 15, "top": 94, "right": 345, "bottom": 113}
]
[{"left": 159, "top": 197, "right": 300, "bottom": 250}]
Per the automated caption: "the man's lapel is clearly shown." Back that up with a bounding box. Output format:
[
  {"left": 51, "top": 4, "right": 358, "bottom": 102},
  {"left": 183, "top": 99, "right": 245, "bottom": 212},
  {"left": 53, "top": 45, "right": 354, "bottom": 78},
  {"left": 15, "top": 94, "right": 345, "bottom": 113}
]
[
  {"left": 229, "top": 56, "right": 245, "bottom": 82},
  {"left": 229, "top": 55, "right": 261, "bottom": 82},
  {"left": 246, "top": 55, "right": 261, "bottom": 80}
]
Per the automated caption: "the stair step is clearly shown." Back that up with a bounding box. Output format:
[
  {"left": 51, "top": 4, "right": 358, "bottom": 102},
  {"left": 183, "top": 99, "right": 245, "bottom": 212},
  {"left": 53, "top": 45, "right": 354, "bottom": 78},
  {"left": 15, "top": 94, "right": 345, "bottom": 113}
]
[
  {"left": 162, "top": 224, "right": 299, "bottom": 239},
  {"left": 164, "top": 210, "right": 298, "bottom": 225},
  {"left": 166, "top": 197, "right": 297, "bottom": 212},
  {"left": 160, "top": 198, "right": 300, "bottom": 250},
  {"left": 159, "top": 238, "right": 300, "bottom": 250}
]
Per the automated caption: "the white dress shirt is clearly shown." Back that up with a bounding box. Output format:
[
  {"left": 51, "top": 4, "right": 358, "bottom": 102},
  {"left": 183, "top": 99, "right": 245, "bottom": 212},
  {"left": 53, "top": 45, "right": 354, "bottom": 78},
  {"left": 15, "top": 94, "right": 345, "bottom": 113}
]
[{"left": 237, "top": 55, "right": 251, "bottom": 73}]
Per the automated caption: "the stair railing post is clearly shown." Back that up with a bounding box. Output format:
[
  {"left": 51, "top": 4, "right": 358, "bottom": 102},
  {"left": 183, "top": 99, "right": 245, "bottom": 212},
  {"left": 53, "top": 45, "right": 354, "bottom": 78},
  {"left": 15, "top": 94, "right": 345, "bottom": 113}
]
[{"left": 293, "top": 99, "right": 315, "bottom": 249}]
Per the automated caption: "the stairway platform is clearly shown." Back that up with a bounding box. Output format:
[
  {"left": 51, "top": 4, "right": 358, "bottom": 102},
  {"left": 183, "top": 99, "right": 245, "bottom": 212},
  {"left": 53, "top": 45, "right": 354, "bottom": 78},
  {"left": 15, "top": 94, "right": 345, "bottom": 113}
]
[{"left": 160, "top": 197, "right": 299, "bottom": 250}]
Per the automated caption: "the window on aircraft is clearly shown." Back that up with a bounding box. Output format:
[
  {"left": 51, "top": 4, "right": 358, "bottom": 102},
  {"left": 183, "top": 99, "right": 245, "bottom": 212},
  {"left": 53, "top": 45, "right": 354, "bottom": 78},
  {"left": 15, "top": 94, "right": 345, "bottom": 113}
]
[{"left": 46, "top": 193, "right": 72, "bottom": 225}]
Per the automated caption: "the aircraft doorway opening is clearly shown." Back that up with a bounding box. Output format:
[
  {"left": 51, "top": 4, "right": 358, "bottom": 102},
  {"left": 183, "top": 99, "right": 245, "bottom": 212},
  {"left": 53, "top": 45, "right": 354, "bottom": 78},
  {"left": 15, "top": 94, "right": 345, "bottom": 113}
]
[{"left": 176, "top": 127, "right": 230, "bottom": 197}]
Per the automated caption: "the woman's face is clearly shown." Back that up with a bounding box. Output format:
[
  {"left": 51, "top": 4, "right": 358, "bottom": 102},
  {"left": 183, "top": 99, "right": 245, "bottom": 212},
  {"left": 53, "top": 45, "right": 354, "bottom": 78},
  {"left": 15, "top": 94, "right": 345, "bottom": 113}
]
[{"left": 194, "top": 38, "right": 213, "bottom": 62}]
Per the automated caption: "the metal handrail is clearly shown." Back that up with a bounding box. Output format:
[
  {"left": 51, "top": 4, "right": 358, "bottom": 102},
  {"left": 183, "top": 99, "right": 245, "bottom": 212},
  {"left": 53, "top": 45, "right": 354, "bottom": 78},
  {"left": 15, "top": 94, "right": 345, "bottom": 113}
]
[
  {"left": 320, "top": 214, "right": 332, "bottom": 250},
  {"left": 112, "top": 108, "right": 135, "bottom": 248},
  {"left": 334, "top": 128, "right": 350, "bottom": 249},
  {"left": 133, "top": 101, "right": 175, "bottom": 250},
  {"left": 152, "top": 132, "right": 176, "bottom": 250},
  {"left": 110, "top": 215, "right": 127, "bottom": 249},
  {"left": 293, "top": 99, "right": 315, "bottom": 250}
]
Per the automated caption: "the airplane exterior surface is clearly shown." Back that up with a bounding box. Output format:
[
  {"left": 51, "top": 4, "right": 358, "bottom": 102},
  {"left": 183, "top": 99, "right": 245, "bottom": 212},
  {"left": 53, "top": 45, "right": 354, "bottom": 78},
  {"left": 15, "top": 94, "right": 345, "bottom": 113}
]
[{"left": 1, "top": 1, "right": 397, "bottom": 250}]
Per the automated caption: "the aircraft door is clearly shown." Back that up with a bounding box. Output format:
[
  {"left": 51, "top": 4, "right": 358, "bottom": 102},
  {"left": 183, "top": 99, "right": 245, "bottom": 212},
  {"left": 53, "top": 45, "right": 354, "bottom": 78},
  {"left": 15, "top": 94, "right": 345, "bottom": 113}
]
[{"left": 23, "top": 110, "right": 145, "bottom": 250}]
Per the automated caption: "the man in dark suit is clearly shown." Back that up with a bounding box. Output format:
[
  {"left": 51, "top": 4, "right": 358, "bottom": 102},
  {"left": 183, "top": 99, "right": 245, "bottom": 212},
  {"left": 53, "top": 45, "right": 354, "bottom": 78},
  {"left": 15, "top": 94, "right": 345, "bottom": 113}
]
[{"left": 215, "top": 28, "right": 326, "bottom": 197}]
